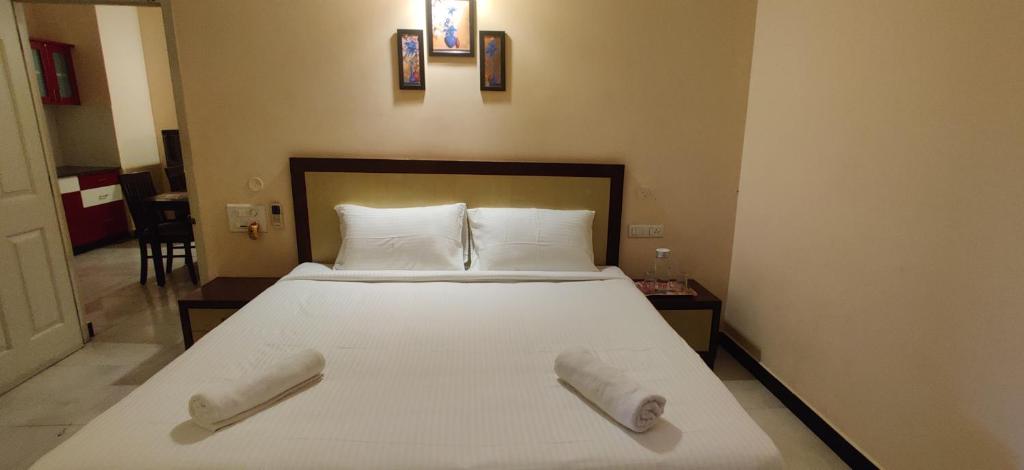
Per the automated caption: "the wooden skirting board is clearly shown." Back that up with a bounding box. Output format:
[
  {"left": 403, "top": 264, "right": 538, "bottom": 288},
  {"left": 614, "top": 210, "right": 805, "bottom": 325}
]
[{"left": 720, "top": 333, "right": 879, "bottom": 469}]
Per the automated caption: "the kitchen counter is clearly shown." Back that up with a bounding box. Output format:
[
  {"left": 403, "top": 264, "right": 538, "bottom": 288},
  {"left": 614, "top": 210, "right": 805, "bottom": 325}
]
[{"left": 56, "top": 165, "right": 120, "bottom": 178}]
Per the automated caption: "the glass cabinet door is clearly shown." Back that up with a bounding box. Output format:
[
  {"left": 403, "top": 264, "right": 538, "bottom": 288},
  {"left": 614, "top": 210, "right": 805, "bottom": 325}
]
[
  {"left": 29, "top": 40, "right": 79, "bottom": 105},
  {"left": 51, "top": 51, "right": 73, "bottom": 99},
  {"left": 31, "top": 48, "right": 47, "bottom": 98}
]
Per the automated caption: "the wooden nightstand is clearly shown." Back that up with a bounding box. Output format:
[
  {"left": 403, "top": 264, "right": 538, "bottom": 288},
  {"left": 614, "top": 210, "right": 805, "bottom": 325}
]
[
  {"left": 640, "top": 280, "right": 722, "bottom": 368},
  {"left": 177, "top": 277, "right": 278, "bottom": 349}
]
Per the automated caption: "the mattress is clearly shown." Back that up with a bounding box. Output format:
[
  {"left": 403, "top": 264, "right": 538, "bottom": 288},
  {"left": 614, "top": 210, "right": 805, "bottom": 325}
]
[{"left": 33, "top": 265, "right": 782, "bottom": 469}]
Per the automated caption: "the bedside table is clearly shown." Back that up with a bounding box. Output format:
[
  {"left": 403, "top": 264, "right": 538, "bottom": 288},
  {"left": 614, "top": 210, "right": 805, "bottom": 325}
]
[
  {"left": 640, "top": 280, "right": 722, "bottom": 368},
  {"left": 177, "top": 277, "right": 278, "bottom": 349}
]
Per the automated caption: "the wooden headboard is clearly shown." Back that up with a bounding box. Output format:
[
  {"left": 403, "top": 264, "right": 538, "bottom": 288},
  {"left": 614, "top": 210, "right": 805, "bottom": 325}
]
[{"left": 289, "top": 157, "right": 625, "bottom": 265}]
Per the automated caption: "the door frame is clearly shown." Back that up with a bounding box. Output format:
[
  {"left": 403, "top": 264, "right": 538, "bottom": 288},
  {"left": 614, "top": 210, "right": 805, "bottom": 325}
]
[{"left": 9, "top": 0, "right": 206, "bottom": 343}]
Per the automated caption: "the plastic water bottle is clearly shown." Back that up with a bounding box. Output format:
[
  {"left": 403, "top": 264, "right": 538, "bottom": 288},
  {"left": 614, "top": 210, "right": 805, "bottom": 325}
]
[{"left": 653, "top": 248, "right": 674, "bottom": 294}]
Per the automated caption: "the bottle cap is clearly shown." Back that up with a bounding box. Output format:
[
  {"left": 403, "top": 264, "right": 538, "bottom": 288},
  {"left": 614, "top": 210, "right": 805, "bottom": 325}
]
[{"left": 655, "top": 248, "right": 671, "bottom": 258}]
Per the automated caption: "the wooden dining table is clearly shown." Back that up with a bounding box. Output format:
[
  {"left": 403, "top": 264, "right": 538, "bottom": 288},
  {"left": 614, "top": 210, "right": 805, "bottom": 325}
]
[
  {"left": 144, "top": 191, "right": 193, "bottom": 286},
  {"left": 146, "top": 191, "right": 190, "bottom": 210}
]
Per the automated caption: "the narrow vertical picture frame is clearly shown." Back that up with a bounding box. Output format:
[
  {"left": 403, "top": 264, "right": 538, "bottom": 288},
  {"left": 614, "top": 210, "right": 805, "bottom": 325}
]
[
  {"left": 397, "top": 29, "right": 426, "bottom": 90},
  {"left": 427, "top": 0, "right": 476, "bottom": 57},
  {"left": 479, "top": 31, "right": 506, "bottom": 91}
]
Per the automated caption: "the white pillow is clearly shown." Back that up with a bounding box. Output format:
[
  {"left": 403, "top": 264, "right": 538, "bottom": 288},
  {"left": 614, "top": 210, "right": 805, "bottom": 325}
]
[
  {"left": 467, "top": 208, "right": 598, "bottom": 271},
  {"left": 334, "top": 203, "right": 467, "bottom": 270}
]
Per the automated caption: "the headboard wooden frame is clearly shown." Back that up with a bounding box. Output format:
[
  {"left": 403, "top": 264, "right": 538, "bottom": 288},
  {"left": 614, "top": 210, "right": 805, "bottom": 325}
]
[{"left": 289, "top": 157, "right": 625, "bottom": 265}]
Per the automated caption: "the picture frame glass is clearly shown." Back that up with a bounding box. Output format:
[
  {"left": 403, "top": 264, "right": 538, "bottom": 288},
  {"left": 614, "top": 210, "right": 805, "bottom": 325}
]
[
  {"left": 481, "top": 32, "right": 504, "bottom": 89},
  {"left": 429, "top": 0, "right": 473, "bottom": 55},
  {"left": 399, "top": 31, "right": 424, "bottom": 88}
]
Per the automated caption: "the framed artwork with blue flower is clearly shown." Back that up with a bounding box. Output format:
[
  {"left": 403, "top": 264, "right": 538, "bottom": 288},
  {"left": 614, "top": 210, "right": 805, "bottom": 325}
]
[
  {"left": 397, "top": 29, "right": 425, "bottom": 90},
  {"left": 479, "top": 31, "right": 506, "bottom": 91},
  {"left": 427, "top": 0, "right": 475, "bottom": 57}
]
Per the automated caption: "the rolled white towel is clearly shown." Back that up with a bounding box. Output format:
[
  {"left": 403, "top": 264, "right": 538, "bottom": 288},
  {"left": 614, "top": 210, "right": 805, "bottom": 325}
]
[
  {"left": 188, "top": 349, "right": 326, "bottom": 431},
  {"left": 554, "top": 347, "right": 666, "bottom": 432}
]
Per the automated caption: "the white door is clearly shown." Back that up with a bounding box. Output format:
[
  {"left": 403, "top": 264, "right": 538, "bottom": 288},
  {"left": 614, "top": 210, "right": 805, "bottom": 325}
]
[{"left": 0, "top": 1, "right": 83, "bottom": 394}]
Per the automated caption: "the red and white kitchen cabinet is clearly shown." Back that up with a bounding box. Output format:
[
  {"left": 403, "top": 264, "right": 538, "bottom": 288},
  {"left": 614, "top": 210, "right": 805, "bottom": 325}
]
[{"left": 57, "top": 167, "right": 130, "bottom": 253}]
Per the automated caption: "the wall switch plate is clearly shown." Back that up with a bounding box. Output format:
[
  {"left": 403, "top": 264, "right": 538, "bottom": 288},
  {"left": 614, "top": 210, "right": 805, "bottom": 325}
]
[
  {"left": 226, "top": 204, "right": 268, "bottom": 233},
  {"left": 270, "top": 202, "right": 283, "bottom": 228},
  {"left": 628, "top": 224, "right": 665, "bottom": 238}
]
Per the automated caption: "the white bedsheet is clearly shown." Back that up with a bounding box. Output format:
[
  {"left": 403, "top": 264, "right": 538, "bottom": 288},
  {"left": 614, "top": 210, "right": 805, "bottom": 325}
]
[{"left": 32, "top": 264, "right": 782, "bottom": 469}]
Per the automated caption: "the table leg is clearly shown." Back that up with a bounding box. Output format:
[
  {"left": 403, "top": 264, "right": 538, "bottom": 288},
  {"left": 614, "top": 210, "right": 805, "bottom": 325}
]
[
  {"left": 178, "top": 302, "right": 194, "bottom": 349},
  {"left": 151, "top": 238, "right": 166, "bottom": 286},
  {"left": 708, "top": 305, "right": 722, "bottom": 368},
  {"left": 184, "top": 242, "right": 198, "bottom": 284}
]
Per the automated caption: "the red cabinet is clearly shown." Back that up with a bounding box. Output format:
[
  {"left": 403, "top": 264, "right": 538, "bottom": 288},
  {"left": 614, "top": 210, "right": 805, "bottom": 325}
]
[
  {"left": 78, "top": 171, "right": 120, "bottom": 190},
  {"left": 29, "top": 39, "right": 80, "bottom": 106},
  {"left": 58, "top": 168, "right": 129, "bottom": 253}
]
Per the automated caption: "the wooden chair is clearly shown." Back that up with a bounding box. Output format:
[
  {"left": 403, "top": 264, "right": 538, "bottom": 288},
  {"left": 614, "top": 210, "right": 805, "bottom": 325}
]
[
  {"left": 119, "top": 172, "right": 197, "bottom": 286},
  {"left": 164, "top": 165, "right": 187, "bottom": 192}
]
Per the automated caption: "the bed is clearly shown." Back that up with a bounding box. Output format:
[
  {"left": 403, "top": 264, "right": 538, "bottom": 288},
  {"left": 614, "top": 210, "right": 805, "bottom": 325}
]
[{"left": 32, "top": 158, "right": 782, "bottom": 469}]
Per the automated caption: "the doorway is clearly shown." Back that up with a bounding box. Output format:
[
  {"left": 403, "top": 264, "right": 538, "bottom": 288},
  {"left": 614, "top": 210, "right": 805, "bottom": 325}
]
[
  {"left": 18, "top": 1, "right": 199, "bottom": 337},
  {"left": 0, "top": 2, "right": 199, "bottom": 463}
]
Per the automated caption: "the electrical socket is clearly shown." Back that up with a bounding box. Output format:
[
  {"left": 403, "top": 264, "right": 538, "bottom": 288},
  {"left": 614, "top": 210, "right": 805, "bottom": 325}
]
[
  {"left": 226, "top": 204, "right": 268, "bottom": 233},
  {"left": 628, "top": 224, "right": 664, "bottom": 238}
]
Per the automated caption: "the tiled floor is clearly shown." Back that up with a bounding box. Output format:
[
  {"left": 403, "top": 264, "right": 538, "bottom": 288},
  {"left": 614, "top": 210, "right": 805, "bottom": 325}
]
[
  {"left": 0, "top": 240, "right": 195, "bottom": 470},
  {"left": 713, "top": 351, "right": 849, "bottom": 468},
  {"left": 0, "top": 241, "right": 847, "bottom": 469}
]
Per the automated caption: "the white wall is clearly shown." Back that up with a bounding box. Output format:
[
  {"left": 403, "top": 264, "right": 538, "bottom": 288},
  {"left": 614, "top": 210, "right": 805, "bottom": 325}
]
[
  {"left": 727, "top": 0, "right": 1024, "bottom": 467},
  {"left": 95, "top": 5, "right": 159, "bottom": 171}
]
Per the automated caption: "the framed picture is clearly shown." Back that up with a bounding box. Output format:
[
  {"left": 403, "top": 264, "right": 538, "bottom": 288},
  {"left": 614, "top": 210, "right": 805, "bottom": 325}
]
[
  {"left": 426, "top": 0, "right": 476, "bottom": 57},
  {"left": 397, "top": 29, "right": 425, "bottom": 90},
  {"left": 479, "top": 31, "right": 506, "bottom": 91}
]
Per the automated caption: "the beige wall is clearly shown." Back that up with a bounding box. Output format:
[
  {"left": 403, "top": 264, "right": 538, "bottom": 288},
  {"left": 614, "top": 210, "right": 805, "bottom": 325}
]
[
  {"left": 727, "top": 1, "right": 1024, "bottom": 468},
  {"left": 23, "top": 4, "right": 173, "bottom": 178},
  {"left": 23, "top": 3, "right": 119, "bottom": 168},
  {"left": 96, "top": 5, "right": 161, "bottom": 172},
  {"left": 138, "top": 6, "right": 177, "bottom": 172},
  {"left": 170, "top": 0, "right": 758, "bottom": 288}
]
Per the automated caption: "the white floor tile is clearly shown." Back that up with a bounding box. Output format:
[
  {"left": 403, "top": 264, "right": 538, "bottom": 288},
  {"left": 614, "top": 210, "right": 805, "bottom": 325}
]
[
  {"left": 748, "top": 406, "right": 850, "bottom": 469},
  {"left": 715, "top": 349, "right": 849, "bottom": 469},
  {"left": 723, "top": 379, "right": 786, "bottom": 410},
  {"left": 0, "top": 364, "right": 137, "bottom": 426},
  {"left": 712, "top": 347, "right": 754, "bottom": 381},
  {"left": 0, "top": 425, "right": 81, "bottom": 470},
  {"left": 57, "top": 342, "right": 168, "bottom": 367},
  {"left": 0, "top": 241, "right": 192, "bottom": 466},
  {"left": 91, "top": 319, "right": 184, "bottom": 345}
]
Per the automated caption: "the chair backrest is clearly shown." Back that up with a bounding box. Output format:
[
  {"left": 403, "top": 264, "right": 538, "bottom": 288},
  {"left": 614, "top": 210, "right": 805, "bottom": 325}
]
[
  {"left": 162, "top": 129, "right": 182, "bottom": 167},
  {"left": 165, "top": 165, "right": 187, "bottom": 192},
  {"left": 119, "top": 172, "right": 158, "bottom": 233}
]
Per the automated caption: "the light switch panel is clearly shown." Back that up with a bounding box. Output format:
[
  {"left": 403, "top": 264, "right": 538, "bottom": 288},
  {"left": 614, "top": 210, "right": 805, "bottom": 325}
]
[
  {"left": 628, "top": 224, "right": 665, "bottom": 238},
  {"left": 226, "top": 204, "right": 268, "bottom": 233}
]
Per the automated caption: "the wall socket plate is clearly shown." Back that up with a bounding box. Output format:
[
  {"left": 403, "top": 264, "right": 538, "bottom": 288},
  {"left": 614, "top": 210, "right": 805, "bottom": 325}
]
[
  {"left": 226, "top": 204, "right": 268, "bottom": 233},
  {"left": 628, "top": 224, "right": 664, "bottom": 238}
]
